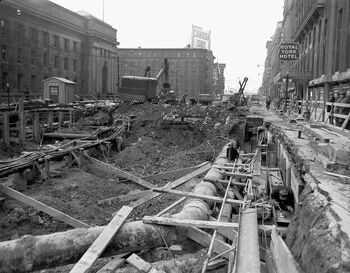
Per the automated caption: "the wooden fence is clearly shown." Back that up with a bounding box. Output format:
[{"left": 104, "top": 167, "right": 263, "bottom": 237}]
[
  {"left": 275, "top": 99, "right": 350, "bottom": 132},
  {"left": 1, "top": 99, "right": 77, "bottom": 147}
]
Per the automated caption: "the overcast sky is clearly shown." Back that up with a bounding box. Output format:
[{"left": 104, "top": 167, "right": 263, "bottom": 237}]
[{"left": 50, "top": 0, "right": 284, "bottom": 92}]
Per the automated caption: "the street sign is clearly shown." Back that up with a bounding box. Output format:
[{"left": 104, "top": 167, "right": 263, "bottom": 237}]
[{"left": 279, "top": 43, "right": 300, "bottom": 61}]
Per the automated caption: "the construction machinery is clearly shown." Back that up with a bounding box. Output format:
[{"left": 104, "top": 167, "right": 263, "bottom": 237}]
[
  {"left": 228, "top": 77, "right": 249, "bottom": 106},
  {"left": 118, "top": 58, "right": 171, "bottom": 103}
]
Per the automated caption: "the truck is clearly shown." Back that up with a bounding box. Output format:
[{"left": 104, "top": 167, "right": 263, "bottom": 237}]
[{"left": 118, "top": 58, "right": 171, "bottom": 103}]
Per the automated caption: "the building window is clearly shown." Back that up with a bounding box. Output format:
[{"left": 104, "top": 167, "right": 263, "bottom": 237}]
[
  {"left": 30, "top": 28, "right": 38, "bottom": 43},
  {"left": 17, "top": 24, "right": 25, "bottom": 39},
  {"left": 73, "top": 41, "right": 78, "bottom": 52},
  {"left": 17, "top": 48, "right": 22, "bottom": 63},
  {"left": 43, "top": 52, "right": 48, "bottom": 67},
  {"left": 322, "top": 19, "right": 327, "bottom": 74},
  {"left": 31, "top": 75, "right": 36, "bottom": 91},
  {"left": 64, "top": 38, "right": 69, "bottom": 50},
  {"left": 30, "top": 49, "right": 36, "bottom": 65},
  {"left": 73, "top": 59, "right": 77, "bottom": 71},
  {"left": 64, "top": 58, "right": 68, "bottom": 70},
  {"left": 0, "top": 19, "right": 6, "bottom": 36},
  {"left": 100, "top": 48, "right": 103, "bottom": 57},
  {"left": 2, "top": 45, "right": 7, "bottom": 61},
  {"left": 335, "top": 9, "right": 343, "bottom": 72},
  {"left": 54, "top": 35, "right": 60, "bottom": 48},
  {"left": 54, "top": 55, "right": 59, "bottom": 69},
  {"left": 43, "top": 32, "right": 49, "bottom": 46},
  {"left": 17, "top": 74, "right": 23, "bottom": 91}
]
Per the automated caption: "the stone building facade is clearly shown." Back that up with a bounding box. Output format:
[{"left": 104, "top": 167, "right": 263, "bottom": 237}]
[
  {"left": 263, "top": 0, "right": 350, "bottom": 100},
  {"left": 117, "top": 47, "right": 215, "bottom": 98},
  {"left": 0, "top": 0, "right": 118, "bottom": 101}
]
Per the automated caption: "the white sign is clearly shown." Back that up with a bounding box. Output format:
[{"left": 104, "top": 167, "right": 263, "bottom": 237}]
[{"left": 191, "top": 25, "right": 211, "bottom": 50}]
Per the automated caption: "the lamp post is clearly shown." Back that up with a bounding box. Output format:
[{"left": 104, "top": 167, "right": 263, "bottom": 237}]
[{"left": 6, "top": 82, "right": 10, "bottom": 107}]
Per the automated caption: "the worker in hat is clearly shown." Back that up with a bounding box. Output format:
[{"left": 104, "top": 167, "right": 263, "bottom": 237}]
[
  {"left": 270, "top": 185, "right": 294, "bottom": 214},
  {"left": 226, "top": 142, "right": 239, "bottom": 162}
]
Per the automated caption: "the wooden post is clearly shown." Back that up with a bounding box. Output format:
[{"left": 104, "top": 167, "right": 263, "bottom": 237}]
[
  {"left": 47, "top": 111, "right": 53, "bottom": 130},
  {"left": 69, "top": 110, "right": 74, "bottom": 125},
  {"left": 58, "top": 111, "right": 64, "bottom": 127},
  {"left": 286, "top": 165, "right": 291, "bottom": 187},
  {"left": 18, "top": 99, "right": 25, "bottom": 145},
  {"left": 104, "top": 141, "right": 112, "bottom": 162},
  {"left": 32, "top": 112, "right": 41, "bottom": 142},
  {"left": 78, "top": 148, "right": 84, "bottom": 170},
  {"left": 44, "top": 156, "right": 50, "bottom": 181},
  {"left": 2, "top": 112, "right": 10, "bottom": 147}
]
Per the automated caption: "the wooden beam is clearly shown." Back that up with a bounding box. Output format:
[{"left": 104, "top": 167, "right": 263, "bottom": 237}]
[
  {"left": 84, "top": 155, "right": 155, "bottom": 189},
  {"left": 155, "top": 197, "right": 186, "bottom": 216},
  {"left": 219, "top": 171, "right": 253, "bottom": 179},
  {"left": 96, "top": 257, "right": 125, "bottom": 273},
  {"left": 186, "top": 227, "right": 233, "bottom": 259},
  {"left": 0, "top": 184, "right": 90, "bottom": 228},
  {"left": 143, "top": 216, "right": 239, "bottom": 230},
  {"left": 2, "top": 112, "right": 10, "bottom": 147},
  {"left": 130, "top": 162, "right": 211, "bottom": 208},
  {"left": 127, "top": 253, "right": 160, "bottom": 273},
  {"left": 152, "top": 188, "right": 243, "bottom": 205},
  {"left": 270, "top": 227, "right": 300, "bottom": 273},
  {"left": 70, "top": 206, "right": 133, "bottom": 273},
  {"left": 98, "top": 190, "right": 153, "bottom": 205},
  {"left": 203, "top": 178, "right": 247, "bottom": 187}
]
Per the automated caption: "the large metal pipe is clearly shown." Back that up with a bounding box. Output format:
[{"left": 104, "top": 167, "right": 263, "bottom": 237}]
[
  {"left": 233, "top": 208, "right": 260, "bottom": 273},
  {"left": 0, "top": 143, "right": 235, "bottom": 273}
]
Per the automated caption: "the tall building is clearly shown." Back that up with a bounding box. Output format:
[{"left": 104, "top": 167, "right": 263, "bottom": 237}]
[
  {"left": 0, "top": 0, "right": 119, "bottom": 101},
  {"left": 213, "top": 63, "right": 226, "bottom": 96},
  {"left": 117, "top": 47, "right": 216, "bottom": 98},
  {"left": 263, "top": 0, "right": 350, "bottom": 101}
]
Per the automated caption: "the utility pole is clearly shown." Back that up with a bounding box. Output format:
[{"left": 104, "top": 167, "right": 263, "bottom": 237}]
[{"left": 284, "top": 74, "right": 289, "bottom": 110}]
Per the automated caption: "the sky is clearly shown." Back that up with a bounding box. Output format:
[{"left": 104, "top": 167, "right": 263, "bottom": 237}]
[{"left": 50, "top": 0, "right": 284, "bottom": 92}]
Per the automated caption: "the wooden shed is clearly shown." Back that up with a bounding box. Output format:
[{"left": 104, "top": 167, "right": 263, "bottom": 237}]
[{"left": 42, "top": 77, "right": 76, "bottom": 104}]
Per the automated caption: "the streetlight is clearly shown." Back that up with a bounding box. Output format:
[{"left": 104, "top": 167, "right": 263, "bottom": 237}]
[{"left": 6, "top": 82, "right": 10, "bottom": 107}]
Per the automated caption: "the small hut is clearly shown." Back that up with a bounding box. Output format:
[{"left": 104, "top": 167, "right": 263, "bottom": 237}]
[{"left": 42, "top": 77, "right": 76, "bottom": 104}]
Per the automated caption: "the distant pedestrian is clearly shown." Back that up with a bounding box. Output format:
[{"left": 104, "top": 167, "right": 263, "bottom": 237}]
[{"left": 265, "top": 96, "right": 271, "bottom": 110}]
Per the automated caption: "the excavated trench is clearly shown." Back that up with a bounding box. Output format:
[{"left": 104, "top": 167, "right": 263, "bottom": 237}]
[{"left": 0, "top": 103, "right": 349, "bottom": 272}]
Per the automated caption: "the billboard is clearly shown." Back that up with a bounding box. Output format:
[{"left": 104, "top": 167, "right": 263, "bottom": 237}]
[
  {"left": 279, "top": 43, "right": 300, "bottom": 61},
  {"left": 191, "top": 25, "right": 211, "bottom": 50}
]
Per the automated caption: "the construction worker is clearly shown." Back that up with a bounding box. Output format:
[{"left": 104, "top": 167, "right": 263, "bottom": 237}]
[
  {"left": 226, "top": 142, "right": 239, "bottom": 162},
  {"left": 270, "top": 185, "right": 294, "bottom": 214}
]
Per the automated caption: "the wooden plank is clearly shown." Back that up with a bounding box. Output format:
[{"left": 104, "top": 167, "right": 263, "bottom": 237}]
[
  {"left": 323, "top": 171, "right": 350, "bottom": 179},
  {"left": 152, "top": 188, "right": 243, "bottom": 205},
  {"left": 18, "top": 99, "right": 26, "bottom": 145},
  {"left": 96, "top": 257, "right": 125, "bottom": 273},
  {"left": 219, "top": 171, "right": 253, "bottom": 179},
  {"left": 0, "top": 184, "right": 90, "bottom": 228},
  {"left": 143, "top": 216, "right": 239, "bottom": 230},
  {"left": 270, "top": 228, "right": 300, "bottom": 273},
  {"left": 70, "top": 206, "right": 133, "bottom": 273},
  {"left": 341, "top": 112, "right": 350, "bottom": 130},
  {"left": 127, "top": 253, "right": 160, "bottom": 273},
  {"left": 186, "top": 227, "right": 233, "bottom": 259},
  {"left": 2, "top": 112, "right": 10, "bottom": 147},
  {"left": 130, "top": 162, "right": 211, "bottom": 208},
  {"left": 155, "top": 197, "right": 186, "bottom": 216},
  {"left": 203, "top": 177, "right": 247, "bottom": 187},
  {"left": 252, "top": 150, "right": 261, "bottom": 176},
  {"left": 98, "top": 190, "right": 153, "bottom": 205}
]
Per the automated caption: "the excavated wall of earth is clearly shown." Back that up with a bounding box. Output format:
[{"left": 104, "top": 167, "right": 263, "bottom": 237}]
[{"left": 272, "top": 125, "right": 350, "bottom": 273}]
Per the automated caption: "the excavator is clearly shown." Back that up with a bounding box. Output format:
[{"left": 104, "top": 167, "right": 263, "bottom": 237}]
[
  {"left": 229, "top": 77, "right": 248, "bottom": 106},
  {"left": 118, "top": 58, "right": 175, "bottom": 103}
]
